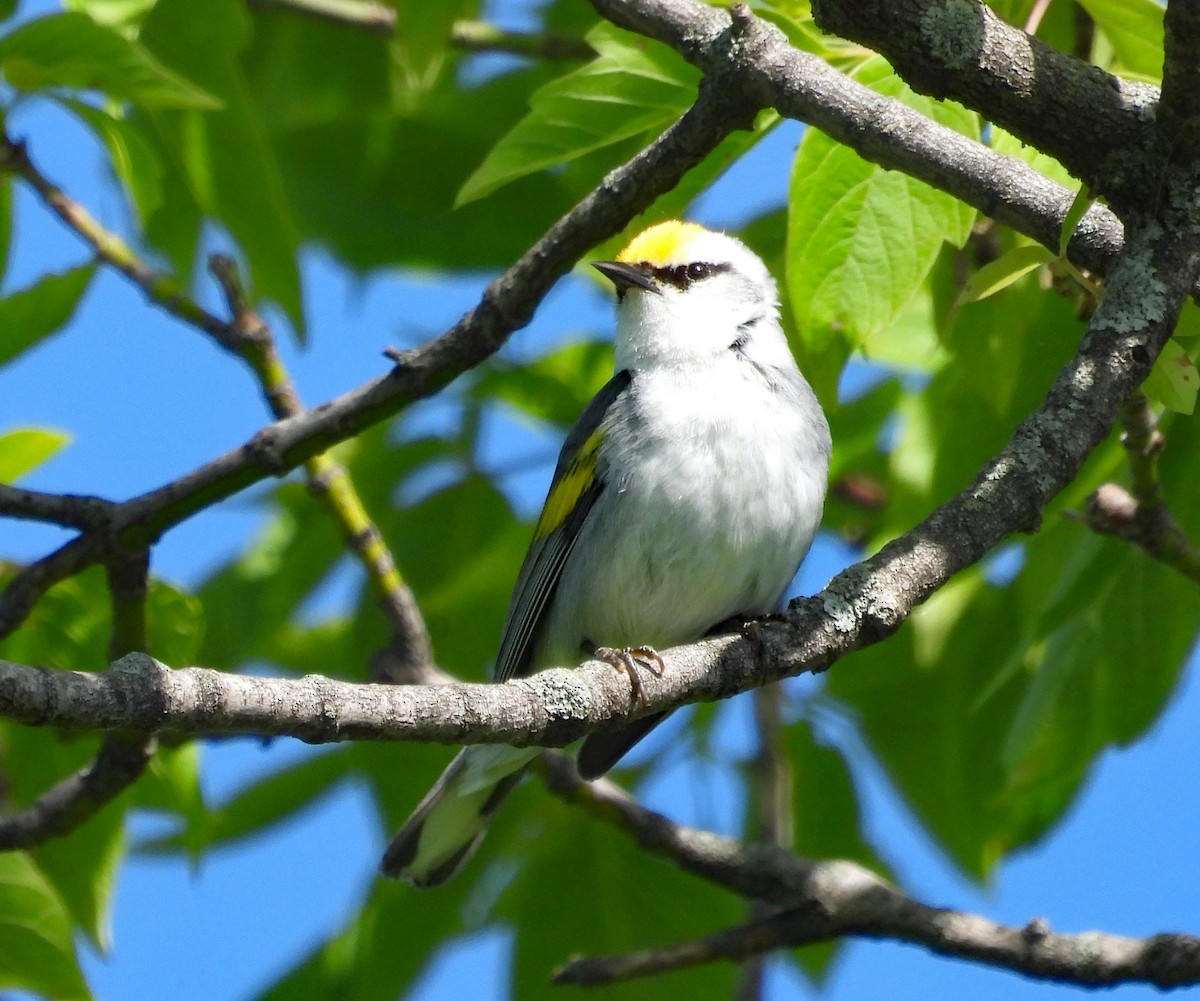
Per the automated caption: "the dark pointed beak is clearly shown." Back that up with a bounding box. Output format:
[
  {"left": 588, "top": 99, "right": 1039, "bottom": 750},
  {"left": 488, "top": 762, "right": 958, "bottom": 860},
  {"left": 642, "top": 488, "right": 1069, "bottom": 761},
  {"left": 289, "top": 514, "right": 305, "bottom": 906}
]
[{"left": 592, "top": 260, "right": 661, "bottom": 294}]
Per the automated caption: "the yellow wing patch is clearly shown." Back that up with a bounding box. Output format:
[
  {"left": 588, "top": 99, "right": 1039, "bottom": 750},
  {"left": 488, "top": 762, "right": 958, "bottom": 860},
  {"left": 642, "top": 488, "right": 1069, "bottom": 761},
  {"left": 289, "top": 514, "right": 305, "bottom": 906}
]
[
  {"left": 534, "top": 429, "right": 603, "bottom": 541},
  {"left": 617, "top": 220, "right": 708, "bottom": 266}
]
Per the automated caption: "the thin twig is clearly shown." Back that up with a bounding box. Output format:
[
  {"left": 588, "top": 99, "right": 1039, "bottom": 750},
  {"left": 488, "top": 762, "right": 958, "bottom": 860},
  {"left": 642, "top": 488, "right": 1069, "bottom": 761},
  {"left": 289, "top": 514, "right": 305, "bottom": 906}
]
[
  {"left": 1084, "top": 393, "right": 1200, "bottom": 582},
  {"left": 736, "top": 685, "right": 791, "bottom": 1001},
  {"left": 0, "top": 548, "right": 155, "bottom": 849},
  {"left": 208, "top": 254, "right": 434, "bottom": 676},
  {"left": 246, "top": 0, "right": 594, "bottom": 61},
  {"left": 0, "top": 136, "right": 246, "bottom": 356},
  {"left": 450, "top": 21, "right": 595, "bottom": 61},
  {"left": 246, "top": 0, "right": 395, "bottom": 33}
]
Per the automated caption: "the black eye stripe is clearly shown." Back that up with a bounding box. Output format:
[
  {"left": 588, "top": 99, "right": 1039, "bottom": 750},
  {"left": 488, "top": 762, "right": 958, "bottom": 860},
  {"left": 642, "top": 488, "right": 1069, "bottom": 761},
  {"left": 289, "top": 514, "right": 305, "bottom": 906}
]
[{"left": 643, "top": 260, "right": 730, "bottom": 289}]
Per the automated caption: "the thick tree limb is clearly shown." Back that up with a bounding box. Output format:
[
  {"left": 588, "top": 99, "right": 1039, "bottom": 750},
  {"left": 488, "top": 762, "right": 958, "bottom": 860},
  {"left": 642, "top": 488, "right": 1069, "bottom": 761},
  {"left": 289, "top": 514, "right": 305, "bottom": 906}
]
[
  {"left": 805, "top": 0, "right": 1157, "bottom": 210},
  {"left": 589, "top": 0, "right": 1198, "bottom": 298},
  {"left": 542, "top": 754, "right": 1200, "bottom": 990}
]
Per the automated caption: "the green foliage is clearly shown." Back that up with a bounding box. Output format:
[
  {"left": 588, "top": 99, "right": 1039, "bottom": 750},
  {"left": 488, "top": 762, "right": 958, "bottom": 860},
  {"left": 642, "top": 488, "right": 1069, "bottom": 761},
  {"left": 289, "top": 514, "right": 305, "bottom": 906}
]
[
  {"left": 0, "top": 852, "right": 90, "bottom": 1000},
  {"left": 0, "top": 11, "right": 219, "bottom": 108},
  {"left": 0, "top": 264, "right": 95, "bottom": 368},
  {"left": 786, "top": 56, "right": 979, "bottom": 399},
  {"left": 457, "top": 22, "right": 700, "bottom": 205},
  {"left": 0, "top": 427, "right": 69, "bottom": 482},
  {"left": 0, "top": 1, "right": 1195, "bottom": 999}
]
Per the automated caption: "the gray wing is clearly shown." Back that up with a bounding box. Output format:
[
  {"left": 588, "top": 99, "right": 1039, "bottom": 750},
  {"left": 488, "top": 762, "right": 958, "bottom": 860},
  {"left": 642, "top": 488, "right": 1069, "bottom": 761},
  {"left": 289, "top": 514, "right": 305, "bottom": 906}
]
[{"left": 493, "top": 369, "right": 632, "bottom": 683}]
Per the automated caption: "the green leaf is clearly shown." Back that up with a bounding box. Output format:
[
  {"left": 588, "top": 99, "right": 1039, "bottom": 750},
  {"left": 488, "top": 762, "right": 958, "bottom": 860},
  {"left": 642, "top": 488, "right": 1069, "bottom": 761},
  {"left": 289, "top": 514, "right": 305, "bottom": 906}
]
[
  {"left": 0, "top": 428, "right": 70, "bottom": 483},
  {"left": 1076, "top": 0, "right": 1163, "bottom": 81},
  {"left": 1143, "top": 339, "right": 1198, "bottom": 415},
  {"left": 827, "top": 571, "right": 1032, "bottom": 877},
  {"left": 56, "top": 97, "right": 164, "bottom": 222},
  {"left": 955, "top": 243, "right": 1051, "bottom": 306},
  {"left": 134, "top": 742, "right": 207, "bottom": 856},
  {"left": 137, "top": 0, "right": 304, "bottom": 333},
  {"left": 782, "top": 722, "right": 892, "bottom": 982},
  {"left": 0, "top": 853, "right": 90, "bottom": 1000},
  {"left": 34, "top": 791, "right": 126, "bottom": 951},
  {"left": 787, "top": 56, "right": 978, "bottom": 399},
  {"left": 140, "top": 747, "right": 353, "bottom": 853},
  {"left": 1175, "top": 298, "right": 1200, "bottom": 338},
  {"left": 0, "top": 12, "right": 221, "bottom": 109},
  {"left": 146, "top": 577, "right": 206, "bottom": 665},
  {"left": 472, "top": 339, "right": 613, "bottom": 429},
  {"left": 0, "top": 263, "right": 96, "bottom": 369},
  {"left": 457, "top": 22, "right": 698, "bottom": 205},
  {"left": 1001, "top": 533, "right": 1199, "bottom": 807},
  {"left": 502, "top": 798, "right": 741, "bottom": 1000},
  {"left": 64, "top": 0, "right": 159, "bottom": 35},
  {"left": 1058, "top": 184, "right": 1094, "bottom": 257}
]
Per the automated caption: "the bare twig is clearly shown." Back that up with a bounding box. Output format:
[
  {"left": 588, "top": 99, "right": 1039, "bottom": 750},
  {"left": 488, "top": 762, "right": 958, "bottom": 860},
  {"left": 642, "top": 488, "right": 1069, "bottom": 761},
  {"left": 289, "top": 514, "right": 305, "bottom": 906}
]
[
  {"left": 0, "top": 137, "right": 246, "bottom": 356},
  {"left": 246, "top": 0, "right": 594, "bottom": 61},
  {"left": 1084, "top": 394, "right": 1200, "bottom": 582},
  {"left": 0, "top": 548, "right": 155, "bottom": 849},
  {"left": 208, "top": 255, "right": 435, "bottom": 675},
  {"left": 736, "top": 685, "right": 792, "bottom": 1001},
  {"left": 450, "top": 21, "right": 594, "bottom": 61},
  {"left": 0, "top": 485, "right": 115, "bottom": 530},
  {"left": 541, "top": 754, "right": 1200, "bottom": 990}
]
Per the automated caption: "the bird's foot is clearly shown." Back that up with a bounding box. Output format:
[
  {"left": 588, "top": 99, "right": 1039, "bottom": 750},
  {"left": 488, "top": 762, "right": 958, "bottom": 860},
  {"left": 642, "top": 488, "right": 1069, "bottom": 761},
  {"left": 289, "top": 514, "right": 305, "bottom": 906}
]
[{"left": 589, "top": 645, "right": 665, "bottom": 707}]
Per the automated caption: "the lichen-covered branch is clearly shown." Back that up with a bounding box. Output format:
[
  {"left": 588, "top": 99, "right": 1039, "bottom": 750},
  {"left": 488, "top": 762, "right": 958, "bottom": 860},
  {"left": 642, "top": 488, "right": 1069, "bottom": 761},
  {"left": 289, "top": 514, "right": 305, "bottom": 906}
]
[{"left": 805, "top": 0, "right": 1157, "bottom": 211}]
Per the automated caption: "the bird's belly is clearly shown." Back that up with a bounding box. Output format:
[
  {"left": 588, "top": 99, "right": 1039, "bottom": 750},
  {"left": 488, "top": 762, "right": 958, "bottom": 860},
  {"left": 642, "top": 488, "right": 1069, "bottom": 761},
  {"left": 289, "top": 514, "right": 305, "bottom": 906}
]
[{"left": 537, "top": 396, "right": 824, "bottom": 666}]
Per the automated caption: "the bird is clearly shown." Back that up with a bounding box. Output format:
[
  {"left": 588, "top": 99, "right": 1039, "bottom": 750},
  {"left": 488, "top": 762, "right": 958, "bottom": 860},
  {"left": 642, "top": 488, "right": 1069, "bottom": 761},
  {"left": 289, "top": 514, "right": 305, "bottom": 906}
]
[{"left": 380, "top": 219, "right": 831, "bottom": 887}]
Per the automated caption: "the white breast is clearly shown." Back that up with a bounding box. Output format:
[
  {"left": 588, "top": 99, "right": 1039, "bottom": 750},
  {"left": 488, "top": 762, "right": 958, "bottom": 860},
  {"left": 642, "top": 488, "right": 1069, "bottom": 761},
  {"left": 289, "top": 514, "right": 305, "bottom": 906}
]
[{"left": 536, "top": 355, "right": 829, "bottom": 668}]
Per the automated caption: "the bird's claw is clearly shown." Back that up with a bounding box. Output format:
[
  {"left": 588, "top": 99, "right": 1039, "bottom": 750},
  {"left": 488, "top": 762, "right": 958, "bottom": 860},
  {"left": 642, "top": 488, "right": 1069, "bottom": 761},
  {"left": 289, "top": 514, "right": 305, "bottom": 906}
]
[{"left": 592, "top": 645, "right": 665, "bottom": 707}]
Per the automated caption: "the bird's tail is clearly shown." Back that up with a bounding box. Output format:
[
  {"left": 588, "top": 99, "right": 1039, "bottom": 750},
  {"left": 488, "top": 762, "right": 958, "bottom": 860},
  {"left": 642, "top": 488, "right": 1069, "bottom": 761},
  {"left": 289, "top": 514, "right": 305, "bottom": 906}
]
[{"left": 380, "top": 744, "right": 539, "bottom": 887}]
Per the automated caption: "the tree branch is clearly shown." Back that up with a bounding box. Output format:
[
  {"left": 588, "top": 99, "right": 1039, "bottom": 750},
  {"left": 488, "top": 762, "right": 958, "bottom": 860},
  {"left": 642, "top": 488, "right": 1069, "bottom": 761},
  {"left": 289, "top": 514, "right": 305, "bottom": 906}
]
[
  {"left": 589, "top": 0, "right": 1183, "bottom": 297},
  {"left": 449, "top": 21, "right": 595, "bottom": 62},
  {"left": 246, "top": 0, "right": 595, "bottom": 61},
  {"left": 0, "top": 485, "right": 115, "bottom": 530},
  {"left": 0, "top": 136, "right": 247, "bottom": 356},
  {"left": 1084, "top": 394, "right": 1200, "bottom": 582},
  {"left": 245, "top": 0, "right": 395, "bottom": 34},
  {"left": 0, "top": 548, "right": 155, "bottom": 849},
  {"left": 207, "top": 254, "right": 435, "bottom": 676},
  {"left": 540, "top": 754, "right": 1200, "bottom": 990},
  {"left": 805, "top": 0, "right": 1157, "bottom": 211}
]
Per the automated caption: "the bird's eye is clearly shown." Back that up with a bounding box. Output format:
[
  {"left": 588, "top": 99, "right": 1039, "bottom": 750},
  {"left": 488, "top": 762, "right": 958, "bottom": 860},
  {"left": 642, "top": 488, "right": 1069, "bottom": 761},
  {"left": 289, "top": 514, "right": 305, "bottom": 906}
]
[{"left": 687, "top": 262, "right": 711, "bottom": 281}]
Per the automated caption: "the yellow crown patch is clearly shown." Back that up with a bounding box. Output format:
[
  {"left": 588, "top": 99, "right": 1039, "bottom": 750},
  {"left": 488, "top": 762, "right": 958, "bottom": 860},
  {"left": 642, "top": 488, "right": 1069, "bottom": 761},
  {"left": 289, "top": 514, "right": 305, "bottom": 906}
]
[{"left": 617, "top": 220, "right": 708, "bottom": 266}]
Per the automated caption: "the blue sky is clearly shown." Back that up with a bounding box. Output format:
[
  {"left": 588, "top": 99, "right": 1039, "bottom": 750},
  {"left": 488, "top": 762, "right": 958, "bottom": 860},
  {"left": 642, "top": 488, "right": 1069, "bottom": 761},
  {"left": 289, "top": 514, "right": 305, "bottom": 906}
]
[{"left": 2, "top": 5, "right": 1198, "bottom": 1000}]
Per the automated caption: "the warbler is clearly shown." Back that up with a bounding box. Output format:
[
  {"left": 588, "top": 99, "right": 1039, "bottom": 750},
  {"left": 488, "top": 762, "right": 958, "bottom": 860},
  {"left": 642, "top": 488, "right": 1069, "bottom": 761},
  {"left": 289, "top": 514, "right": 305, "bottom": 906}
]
[{"left": 381, "top": 220, "right": 831, "bottom": 887}]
